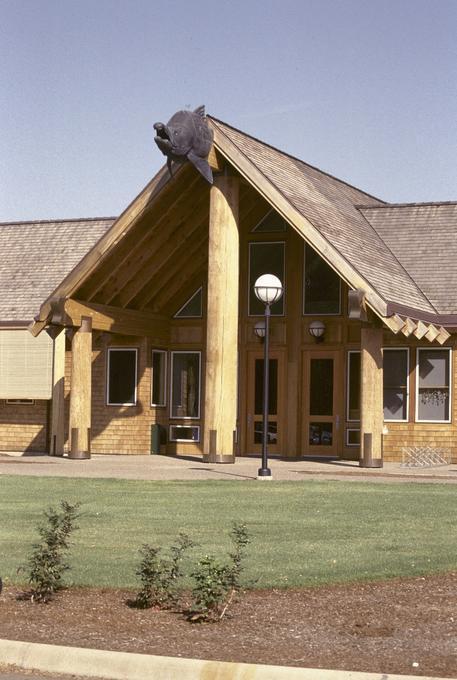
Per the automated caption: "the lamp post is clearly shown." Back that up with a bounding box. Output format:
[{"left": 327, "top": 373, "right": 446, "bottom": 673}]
[{"left": 253, "top": 274, "right": 283, "bottom": 479}]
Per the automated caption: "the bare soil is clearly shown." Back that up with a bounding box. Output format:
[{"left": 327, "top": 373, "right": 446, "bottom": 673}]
[{"left": 1, "top": 574, "right": 456, "bottom": 678}]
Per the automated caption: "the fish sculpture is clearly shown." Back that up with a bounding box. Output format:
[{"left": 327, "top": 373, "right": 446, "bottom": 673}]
[{"left": 153, "top": 106, "right": 214, "bottom": 184}]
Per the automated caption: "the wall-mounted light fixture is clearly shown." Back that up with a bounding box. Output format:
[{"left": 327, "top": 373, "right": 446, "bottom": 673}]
[
  {"left": 308, "top": 320, "right": 325, "bottom": 343},
  {"left": 254, "top": 320, "right": 266, "bottom": 339}
]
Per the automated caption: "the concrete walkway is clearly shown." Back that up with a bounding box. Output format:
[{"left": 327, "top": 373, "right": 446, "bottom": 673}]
[{"left": 1, "top": 451, "right": 457, "bottom": 483}]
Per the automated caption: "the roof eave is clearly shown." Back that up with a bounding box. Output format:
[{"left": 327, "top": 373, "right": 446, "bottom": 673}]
[{"left": 29, "top": 163, "right": 179, "bottom": 336}]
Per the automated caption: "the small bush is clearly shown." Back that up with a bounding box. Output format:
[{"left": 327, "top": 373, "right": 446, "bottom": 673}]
[
  {"left": 25, "top": 500, "right": 80, "bottom": 603},
  {"left": 132, "top": 532, "right": 194, "bottom": 609},
  {"left": 188, "top": 522, "right": 250, "bottom": 622}
]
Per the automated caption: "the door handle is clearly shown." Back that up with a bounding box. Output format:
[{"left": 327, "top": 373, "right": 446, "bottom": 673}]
[{"left": 335, "top": 415, "right": 340, "bottom": 430}]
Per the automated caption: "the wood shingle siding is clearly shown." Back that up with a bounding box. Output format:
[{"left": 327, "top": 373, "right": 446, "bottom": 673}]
[{"left": 0, "top": 400, "right": 48, "bottom": 452}]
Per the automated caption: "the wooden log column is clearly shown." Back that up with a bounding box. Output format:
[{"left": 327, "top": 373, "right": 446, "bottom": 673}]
[
  {"left": 69, "top": 316, "right": 92, "bottom": 459},
  {"left": 50, "top": 327, "right": 66, "bottom": 456},
  {"left": 360, "top": 326, "right": 383, "bottom": 467},
  {"left": 203, "top": 172, "right": 239, "bottom": 463}
]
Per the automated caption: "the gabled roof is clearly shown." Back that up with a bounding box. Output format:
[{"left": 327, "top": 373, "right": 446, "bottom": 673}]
[
  {"left": 25, "top": 113, "right": 456, "bottom": 337},
  {"left": 209, "top": 117, "right": 436, "bottom": 317},
  {"left": 358, "top": 202, "right": 457, "bottom": 315},
  {"left": 0, "top": 218, "right": 114, "bottom": 324}
]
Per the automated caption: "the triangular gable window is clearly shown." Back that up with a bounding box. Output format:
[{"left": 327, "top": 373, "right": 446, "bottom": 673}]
[
  {"left": 174, "top": 287, "right": 203, "bottom": 318},
  {"left": 252, "top": 209, "right": 287, "bottom": 233}
]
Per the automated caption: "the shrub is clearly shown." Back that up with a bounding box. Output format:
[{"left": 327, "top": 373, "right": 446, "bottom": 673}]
[
  {"left": 25, "top": 500, "right": 80, "bottom": 603},
  {"left": 132, "top": 532, "right": 194, "bottom": 609},
  {"left": 188, "top": 522, "right": 250, "bottom": 622}
]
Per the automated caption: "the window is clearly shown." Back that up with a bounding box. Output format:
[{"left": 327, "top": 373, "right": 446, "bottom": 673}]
[
  {"left": 107, "top": 348, "right": 137, "bottom": 405},
  {"left": 383, "top": 349, "right": 409, "bottom": 421},
  {"left": 303, "top": 244, "right": 341, "bottom": 314},
  {"left": 6, "top": 399, "right": 35, "bottom": 405},
  {"left": 346, "top": 429, "right": 360, "bottom": 446},
  {"left": 249, "top": 242, "right": 285, "bottom": 315},
  {"left": 252, "top": 209, "right": 287, "bottom": 233},
  {"left": 169, "top": 425, "right": 200, "bottom": 442},
  {"left": 416, "top": 348, "right": 451, "bottom": 422},
  {"left": 347, "top": 351, "right": 360, "bottom": 421},
  {"left": 151, "top": 350, "right": 167, "bottom": 406},
  {"left": 170, "top": 351, "right": 201, "bottom": 419},
  {"left": 174, "top": 287, "right": 203, "bottom": 318}
]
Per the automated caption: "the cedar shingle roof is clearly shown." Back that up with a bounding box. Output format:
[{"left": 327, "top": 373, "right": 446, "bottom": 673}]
[
  {"left": 0, "top": 218, "right": 114, "bottom": 323},
  {"left": 14, "top": 116, "right": 457, "bottom": 332},
  {"left": 358, "top": 203, "right": 457, "bottom": 315},
  {"left": 210, "top": 117, "right": 437, "bottom": 315}
]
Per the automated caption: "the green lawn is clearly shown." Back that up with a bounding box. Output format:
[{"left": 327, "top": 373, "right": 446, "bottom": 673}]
[{"left": 1, "top": 475, "right": 456, "bottom": 589}]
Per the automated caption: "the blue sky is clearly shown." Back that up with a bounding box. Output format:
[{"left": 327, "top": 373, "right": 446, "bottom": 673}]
[{"left": 1, "top": 0, "right": 456, "bottom": 221}]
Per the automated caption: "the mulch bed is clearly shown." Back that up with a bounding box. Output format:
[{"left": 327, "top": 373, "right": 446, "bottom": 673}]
[{"left": 1, "top": 574, "right": 456, "bottom": 678}]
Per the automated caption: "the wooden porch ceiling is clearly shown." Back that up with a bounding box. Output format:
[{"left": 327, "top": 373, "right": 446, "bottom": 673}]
[{"left": 71, "top": 168, "right": 269, "bottom": 319}]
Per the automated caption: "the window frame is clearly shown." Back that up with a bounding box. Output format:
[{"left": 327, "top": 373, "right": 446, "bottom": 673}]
[
  {"left": 346, "top": 428, "right": 360, "bottom": 447},
  {"left": 248, "top": 241, "right": 286, "bottom": 317},
  {"left": 383, "top": 347, "right": 409, "bottom": 423},
  {"left": 415, "top": 347, "right": 452, "bottom": 424},
  {"left": 169, "top": 424, "right": 200, "bottom": 442},
  {"left": 151, "top": 349, "right": 167, "bottom": 407},
  {"left": 106, "top": 347, "right": 138, "bottom": 406},
  {"left": 169, "top": 350, "right": 202, "bottom": 420},
  {"left": 174, "top": 286, "right": 203, "bottom": 319},
  {"left": 252, "top": 208, "right": 287, "bottom": 233},
  {"left": 303, "top": 243, "right": 341, "bottom": 316},
  {"left": 346, "top": 350, "right": 361, "bottom": 423},
  {"left": 5, "top": 399, "right": 35, "bottom": 405}
]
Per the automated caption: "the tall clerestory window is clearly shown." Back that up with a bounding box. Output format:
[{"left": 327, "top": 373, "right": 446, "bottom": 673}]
[{"left": 303, "top": 244, "right": 341, "bottom": 315}]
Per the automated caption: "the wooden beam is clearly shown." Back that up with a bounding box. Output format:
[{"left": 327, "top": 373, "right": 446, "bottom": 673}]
[
  {"left": 347, "top": 289, "right": 367, "bottom": 321},
  {"left": 85, "top": 172, "right": 204, "bottom": 304},
  {"left": 360, "top": 327, "right": 383, "bottom": 467},
  {"left": 413, "top": 320, "right": 428, "bottom": 339},
  {"left": 383, "top": 314, "right": 405, "bottom": 334},
  {"left": 29, "top": 164, "right": 197, "bottom": 336},
  {"left": 111, "top": 196, "right": 210, "bottom": 309},
  {"left": 207, "top": 145, "right": 224, "bottom": 173},
  {"left": 69, "top": 316, "right": 92, "bottom": 459},
  {"left": 203, "top": 174, "right": 239, "bottom": 463},
  {"left": 50, "top": 327, "right": 66, "bottom": 456},
  {"left": 146, "top": 229, "right": 208, "bottom": 312},
  {"left": 62, "top": 299, "right": 169, "bottom": 338},
  {"left": 400, "top": 317, "right": 417, "bottom": 337},
  {"left": 436, "top": 326, "right": 451, "bottom": 345},
  {"left": 424, "top": 323, "right": 440, "bottom": 343}
]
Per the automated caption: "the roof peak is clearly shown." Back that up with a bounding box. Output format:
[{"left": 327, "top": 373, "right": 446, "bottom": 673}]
[{"left": 208, "top": 115, "right": 386, "bottom": 204}]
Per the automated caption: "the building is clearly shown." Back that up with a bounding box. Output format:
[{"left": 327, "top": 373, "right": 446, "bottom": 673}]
[{"left": 3, "top": 116, "right": 457, "bottom": 463}]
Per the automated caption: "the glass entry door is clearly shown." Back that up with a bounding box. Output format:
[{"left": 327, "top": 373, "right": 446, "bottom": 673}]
[
  {"left": 246, "top": 350, "right": 284, "bottom": 454},
  {"left": 303, "top": 350, "right": 342, "bottom": 456}
]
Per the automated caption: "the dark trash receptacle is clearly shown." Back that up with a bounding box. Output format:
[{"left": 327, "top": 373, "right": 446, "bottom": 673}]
[{"left": 150, "top": 424, "right": 166, "bottom": 455}]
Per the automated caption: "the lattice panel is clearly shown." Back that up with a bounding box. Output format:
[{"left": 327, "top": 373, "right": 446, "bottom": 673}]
[{"left": 401, "top": 446, "right": 451, "bottom": 468}]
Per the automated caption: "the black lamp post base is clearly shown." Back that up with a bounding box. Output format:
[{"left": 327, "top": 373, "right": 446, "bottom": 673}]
[{"left": 257, "top": 467, "right": 273, "bottom": 480}]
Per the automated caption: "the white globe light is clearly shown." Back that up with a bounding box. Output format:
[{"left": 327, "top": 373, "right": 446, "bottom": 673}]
[
  {"left": 308, "top": 320, "right": 325, "bottom": 338},
  {"left": 254, "top": 274, "right": 283, "bottom": 305},
  {"left": 254, "top": 320, "right": 266, "bottom": 338}
]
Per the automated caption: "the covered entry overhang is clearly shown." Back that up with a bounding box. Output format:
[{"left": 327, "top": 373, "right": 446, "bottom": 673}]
[{"left": 28, "top": 116, "right": 455, "bottom": 463}]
